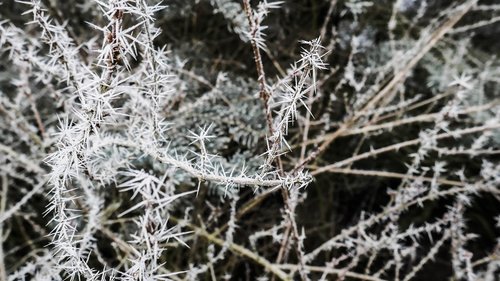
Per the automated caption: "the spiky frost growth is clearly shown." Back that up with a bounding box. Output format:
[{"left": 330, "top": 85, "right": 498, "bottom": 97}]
[{"left": 0, "top": 0, "right": 499, "bottom": 280}]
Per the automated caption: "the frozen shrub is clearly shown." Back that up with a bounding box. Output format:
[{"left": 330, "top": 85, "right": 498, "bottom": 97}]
[{"left": 0, "top": 0, "right": 498, "bottom": 280}]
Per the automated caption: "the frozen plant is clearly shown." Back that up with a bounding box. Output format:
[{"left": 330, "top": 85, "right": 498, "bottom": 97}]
[{"left": 0, "top": 0, "right": 499, "bottom": 280}]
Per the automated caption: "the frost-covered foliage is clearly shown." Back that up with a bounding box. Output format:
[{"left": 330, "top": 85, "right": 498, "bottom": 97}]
[{"left": 0, "top": 0, "right": 499, "bottom": 280}]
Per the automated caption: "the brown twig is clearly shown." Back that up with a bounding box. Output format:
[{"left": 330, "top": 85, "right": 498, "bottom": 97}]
[
  {"left": 310, "top": 167, "right": 465, "bottom": 187},
  {"left": 278, "top": 263, "right": 387, "bottom": 281},
  {"left": 319, "top": 0, "right": 338, "bottom": 40},
  {"left": 171, "top": 216, "right": 291, "bottom": 281},
  {"left": 241, "top": 2, "right": 308, "bottom": 279},
  {"left": 294, "top": 99, "right": 498, "bottom": 149},
  {"left": 305, "top": 183, "right": 497, "bottom": 262},
  {"left": 242, "top": 0, "right": 275, "bottom": 139},
  {"left": 312, "top": 123, "right": 500, "bottom": 173},
  {"left": 292, "top": 0, "right": 478, "bottom": 173}
]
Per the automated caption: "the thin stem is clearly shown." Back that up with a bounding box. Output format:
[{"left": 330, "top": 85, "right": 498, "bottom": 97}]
[
  {"left": 402, "top": 231, "right": 451, "bottom": 281},
  {"left": 293, "top": 0, "right": 478, "bottom": 172},
  {"left": 293, "top": 99, "right": 498, "bottom": 148},
  {"left": 242, "top": 0, "right": 274, "bottom": 138},
  {"left": 313, "top": 123, "right": 500, "bottom": 173},
  {"left": 112, "top": 140, "right": 286, "bottom": 187},
  {"left": 305, "top": 183, "right": 498, "bottom": 262},
  {"left": 172, "top": 217, "right": 291, "bottom": 281},
  {"left": 278, "top": 264, "right": 386, "bottom": 281},
  {"left": 319, "top": 0, "right": 338, "bottom": 40},
  {"left": 0, "top": 175, "right": 8, "bottom": 281},
  {"left": 310, "top": 167, "right": 465, "bottom": 187}
]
